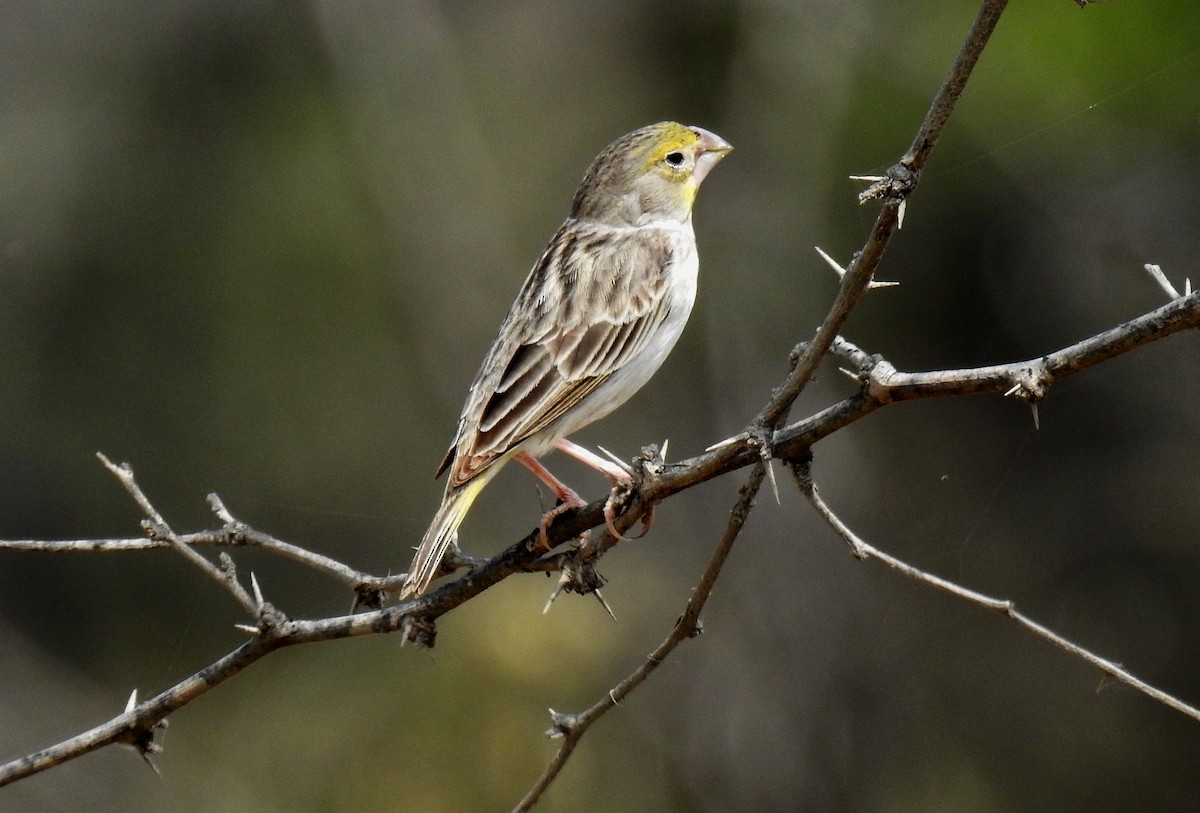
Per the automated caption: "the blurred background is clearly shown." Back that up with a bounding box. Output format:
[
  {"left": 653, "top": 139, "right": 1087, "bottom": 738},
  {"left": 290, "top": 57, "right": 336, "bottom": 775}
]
[{"left": 2, "top": 1, "right": 1199, "bottom": 810}]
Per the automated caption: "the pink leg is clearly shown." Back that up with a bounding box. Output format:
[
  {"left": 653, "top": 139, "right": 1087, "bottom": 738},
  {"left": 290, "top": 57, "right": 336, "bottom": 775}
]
[
  {"left": 516, "top": 451, "right": 585, "bottom": 503},
  {"left": 553, "top": 439, "right": 651, "bottom": 542},
  {"left": 515, "top": 452, "right": 587, "bottom": 549},
  {"left": 554, "top": 438, "right": 631, "bottom": 484}
]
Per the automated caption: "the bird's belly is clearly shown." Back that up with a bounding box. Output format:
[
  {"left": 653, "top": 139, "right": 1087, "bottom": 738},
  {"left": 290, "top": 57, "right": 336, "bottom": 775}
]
[{"left": 543, "top": 263, "right": 698, "bottom": 444}]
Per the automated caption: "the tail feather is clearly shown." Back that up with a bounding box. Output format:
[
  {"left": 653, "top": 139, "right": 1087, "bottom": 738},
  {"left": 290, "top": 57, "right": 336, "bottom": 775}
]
[{"left": 400, "top": 476, "right": 488, "bottom": 598}]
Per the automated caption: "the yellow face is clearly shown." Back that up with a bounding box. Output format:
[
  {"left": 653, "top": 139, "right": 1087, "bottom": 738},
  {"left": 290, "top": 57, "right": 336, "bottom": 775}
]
[
  {"left": 642, "top": 124, "right": 704, "bottom": 205},
  {"left": 572, "top": 121, "right": 731, "bottom": 225}
]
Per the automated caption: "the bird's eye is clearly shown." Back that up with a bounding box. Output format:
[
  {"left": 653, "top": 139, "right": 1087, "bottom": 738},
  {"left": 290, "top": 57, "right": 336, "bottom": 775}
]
[{"left": 664, "top": 151, "right": 685, "bottom": 167}]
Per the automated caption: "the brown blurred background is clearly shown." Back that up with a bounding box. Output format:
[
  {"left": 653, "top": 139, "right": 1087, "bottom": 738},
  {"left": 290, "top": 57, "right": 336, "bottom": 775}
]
[{"left": 2, "top": 1, "right": 1200, "bottom": 811}]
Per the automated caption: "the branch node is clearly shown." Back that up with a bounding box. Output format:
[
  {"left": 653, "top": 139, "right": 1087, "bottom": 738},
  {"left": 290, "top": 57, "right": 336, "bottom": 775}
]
[
  {"left": 353, "top": 584, "right": 389, "bottom": 612},
  {"left": 401, "top": 615, "right": 437, "bottom": 648},
  {"left": 787, "top": 341, "right": 809, "bottom": 370},
  {"left": 545, "top": 709, "right": 578, "bottom": 740},
  {"left": 115, "top": 692, "right": 168, "bottom": 775},
  {"left": 1003, "top": 366, "right": 1051, "bottom": 408},
  {"left": 256, "top": 601, "right": 286, "bottom": 634},
  {"left": 856, "top": 162, "right": 918, "bottom": 205},
  {"left": 140, "top": 520, "right": 169, "bottom": 541},
  {"left": 543, "top": 556, "right": 608, "bottom": 615}
]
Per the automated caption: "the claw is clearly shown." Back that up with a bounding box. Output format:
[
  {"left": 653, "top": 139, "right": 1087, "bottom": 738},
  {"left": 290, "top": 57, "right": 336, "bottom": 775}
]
[
  {"left": 603, "top": 486, "right": 630, "bottom": 541},
  {"left": 536, "top": 494, "right": 587, "bottom": 550},
  {"left": 603, "top": 487, "right": 655, "bottom": 541},
  {"left": 633, "top": 504, "right": 655, "bottom": 539}
]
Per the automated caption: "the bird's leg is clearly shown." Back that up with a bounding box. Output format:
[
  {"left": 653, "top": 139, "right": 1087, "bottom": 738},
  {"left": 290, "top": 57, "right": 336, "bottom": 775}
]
[
  {"left": 553, "top": 438, "right": 633, "bottom": 483},
  {"left": 553, "top": 439, "right": 650, "bottom": 542},
  {"left": 515, "top": 452, "right": 587, "bottom": 550}
]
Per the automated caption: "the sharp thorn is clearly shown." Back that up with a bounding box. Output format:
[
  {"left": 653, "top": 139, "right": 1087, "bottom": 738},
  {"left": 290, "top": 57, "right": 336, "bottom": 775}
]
[
  {"left": 705, "top": 434, "right": 742, "bottom": 453},
  {"left": 815, "top": 245, "right": 847, "bottom": 278},
  {"left": 593, "top": 589, "right": 617, "bottom": 621},
  {"left": 766, "top": 459, "right": 781, "bottom": 505},
  {"left": 595, "top": 445, "right": 635, "bottom": 476}
]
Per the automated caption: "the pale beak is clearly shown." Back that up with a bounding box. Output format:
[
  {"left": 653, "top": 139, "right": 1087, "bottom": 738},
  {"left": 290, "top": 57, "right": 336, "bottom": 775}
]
[{"left": 688, "top": 125, "right": 733, "bottom": 185}]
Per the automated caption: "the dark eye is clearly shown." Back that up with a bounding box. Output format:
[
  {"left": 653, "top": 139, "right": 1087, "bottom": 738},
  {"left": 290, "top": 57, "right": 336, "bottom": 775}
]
[{"left": 664, "top": 151, "right": 685, "bottom": 167}]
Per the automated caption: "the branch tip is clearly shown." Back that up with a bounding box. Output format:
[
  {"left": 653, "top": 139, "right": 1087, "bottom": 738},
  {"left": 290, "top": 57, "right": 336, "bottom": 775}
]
[{"left": 207, "top": 492, "right": 236, "bottom": 525}]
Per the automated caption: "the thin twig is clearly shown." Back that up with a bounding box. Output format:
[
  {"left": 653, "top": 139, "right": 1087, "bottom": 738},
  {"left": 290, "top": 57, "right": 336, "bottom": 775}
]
[
  {"left": 2, "top": 287, "right": 1196, "bottom": 786},
  {"left": 513, "top": 462, "right": 767, "bottom": 812},
  {"left": 769, "top": 290, "right": 1200, "bottom": 460},
  {"left": 790, "top": 461, "right": 1200, "bottom": 723},
  {"left": 4, "top": 0, "right": 1197, "bottom": 794},
  {"left": 97, "top": 454, "right": 259, "bottom": 617},
  {"left": 752, "top": 0, "right": 1010, "bottom": 439},
  {"left": 205, "top": 493, "right": 404, "bottom": 592},
  {"left": 0, "top": 504, "right": 402, "bottom": 594}
]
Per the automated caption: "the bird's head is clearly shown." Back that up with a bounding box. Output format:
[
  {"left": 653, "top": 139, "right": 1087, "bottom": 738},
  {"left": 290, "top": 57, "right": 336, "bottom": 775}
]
[{"left": 572, "top": 121, "right": 732, "bottom": 226}]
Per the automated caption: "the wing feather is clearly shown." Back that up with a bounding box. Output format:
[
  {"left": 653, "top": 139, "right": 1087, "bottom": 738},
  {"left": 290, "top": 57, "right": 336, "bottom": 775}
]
[{"left": 443, "top": 221, "right": 679, "bottom": 486}]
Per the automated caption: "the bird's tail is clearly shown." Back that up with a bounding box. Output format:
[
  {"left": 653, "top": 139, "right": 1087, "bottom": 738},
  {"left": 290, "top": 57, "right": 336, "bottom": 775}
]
[{"left": 400, "top": 476, "right": 489, "bottom": 598}]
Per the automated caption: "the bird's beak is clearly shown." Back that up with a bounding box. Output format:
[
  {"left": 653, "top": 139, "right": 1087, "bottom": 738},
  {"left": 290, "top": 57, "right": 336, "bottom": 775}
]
[{"left": 689, "top": 126, "right": 733, "bottom": 185}]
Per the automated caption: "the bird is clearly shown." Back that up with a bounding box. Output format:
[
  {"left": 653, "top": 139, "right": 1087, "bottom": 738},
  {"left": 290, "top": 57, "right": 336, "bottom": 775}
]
[{"left": 401, "top": 121, "right": 732, "bottom": 598}]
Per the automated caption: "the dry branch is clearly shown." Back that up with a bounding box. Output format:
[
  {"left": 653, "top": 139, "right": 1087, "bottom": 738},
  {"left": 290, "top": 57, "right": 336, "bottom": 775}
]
[{"left": 2, "top": 0, "right": 1198, "bottom": 806}]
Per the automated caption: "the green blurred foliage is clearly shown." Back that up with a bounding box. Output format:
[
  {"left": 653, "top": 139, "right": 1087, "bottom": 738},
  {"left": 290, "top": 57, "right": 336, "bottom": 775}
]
[{"left": 2, "top": 1, "right": 1199, "bottom": 811}]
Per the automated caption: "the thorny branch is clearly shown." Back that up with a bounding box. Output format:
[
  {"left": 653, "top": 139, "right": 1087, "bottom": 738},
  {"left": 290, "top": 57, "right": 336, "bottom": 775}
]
[
  {"left": 2, "top": 0, "right": 1199, "bottom": 806},
  {"left": 513, "top": 463, "right": 768, "bottom": 813},
  {"left": 790, "top": 460, "right": 1200, "bottom": 724}
]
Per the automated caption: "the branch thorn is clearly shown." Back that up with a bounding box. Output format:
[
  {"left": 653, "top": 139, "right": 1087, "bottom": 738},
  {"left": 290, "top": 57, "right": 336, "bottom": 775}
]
[
  {"left": 815, "top": 245, "right": 898, "bottom": 290},
  {"left": 705, "top": 433, "right": 743, "bottom": 452},
  {"left": 250, "top": 572, "right": 265, "bottom": 608},
  {"left": 594, "top": 445, "right": 635, "bottom": 477}
]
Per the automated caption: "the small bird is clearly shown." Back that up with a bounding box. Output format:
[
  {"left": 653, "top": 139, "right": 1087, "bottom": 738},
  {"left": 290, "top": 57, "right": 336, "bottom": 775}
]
[{"left": 401, "top": 121, "right": 732, "bottom": 598}]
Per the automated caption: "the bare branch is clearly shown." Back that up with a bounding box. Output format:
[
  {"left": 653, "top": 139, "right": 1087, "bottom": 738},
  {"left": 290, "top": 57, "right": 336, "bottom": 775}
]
[
  {"left": 774, "top": 290, "right": 1200, "bottom": 454},
  {"left": 3, "top": 276, "right": 1195, "bottom": 789},
  {"left": 753, "top": 0, "right": 1010, "bottom": 436},
  {"left": 0, "top": 499, "right": 403, "bottom": 596},
  {"left": 790, "top": 460, "right": 1200, "bottom": 723},
  {"left": 514, "top": 462, "right": 768, "bottom": 812},
  {"left": 3, "top": 1, "right": 1195, "bottom": 802},
  {"left": 96, "top": 453, "right": 259, "bottom": 617}
]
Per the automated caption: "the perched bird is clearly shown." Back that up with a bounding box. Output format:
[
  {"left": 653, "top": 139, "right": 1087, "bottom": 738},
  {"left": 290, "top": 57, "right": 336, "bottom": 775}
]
[{"left": 401, "top": 121, "right": 732, "bottom": 598}]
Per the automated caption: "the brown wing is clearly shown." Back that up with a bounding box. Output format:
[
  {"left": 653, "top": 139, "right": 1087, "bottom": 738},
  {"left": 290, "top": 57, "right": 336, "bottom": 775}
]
[{"left": 437, "top": 221, "right": 677, "bottom": 487}]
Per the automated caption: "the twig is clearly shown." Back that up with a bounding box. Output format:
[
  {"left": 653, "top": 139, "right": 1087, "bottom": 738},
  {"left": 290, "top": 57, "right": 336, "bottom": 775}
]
[
  {"left": 769, "top": 290, "right": 1200, "bottom": 460},
  {"left": 790, "top": 460, "right": 1200, "bottom": 723},
  {"left": 2, "top": 286, "right": 1196, "bottom": 785},
  {"left": 96, "top": 453, "right": 259, "bottom": 617},
  {"left": 513, "top": 462, "right": 767, "bottom": 812},
  {"left": 4, "top": 0, "right": 1197, "bottom": 797},
  {"left": 0, "top": 502, "right": 403, "bottom": 595},
  {"left": 750, "top": 0, "right": 1010, "bottom": 440},
  {"left": 204, "top": 493, "right": 405, "bottom": 593}
]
